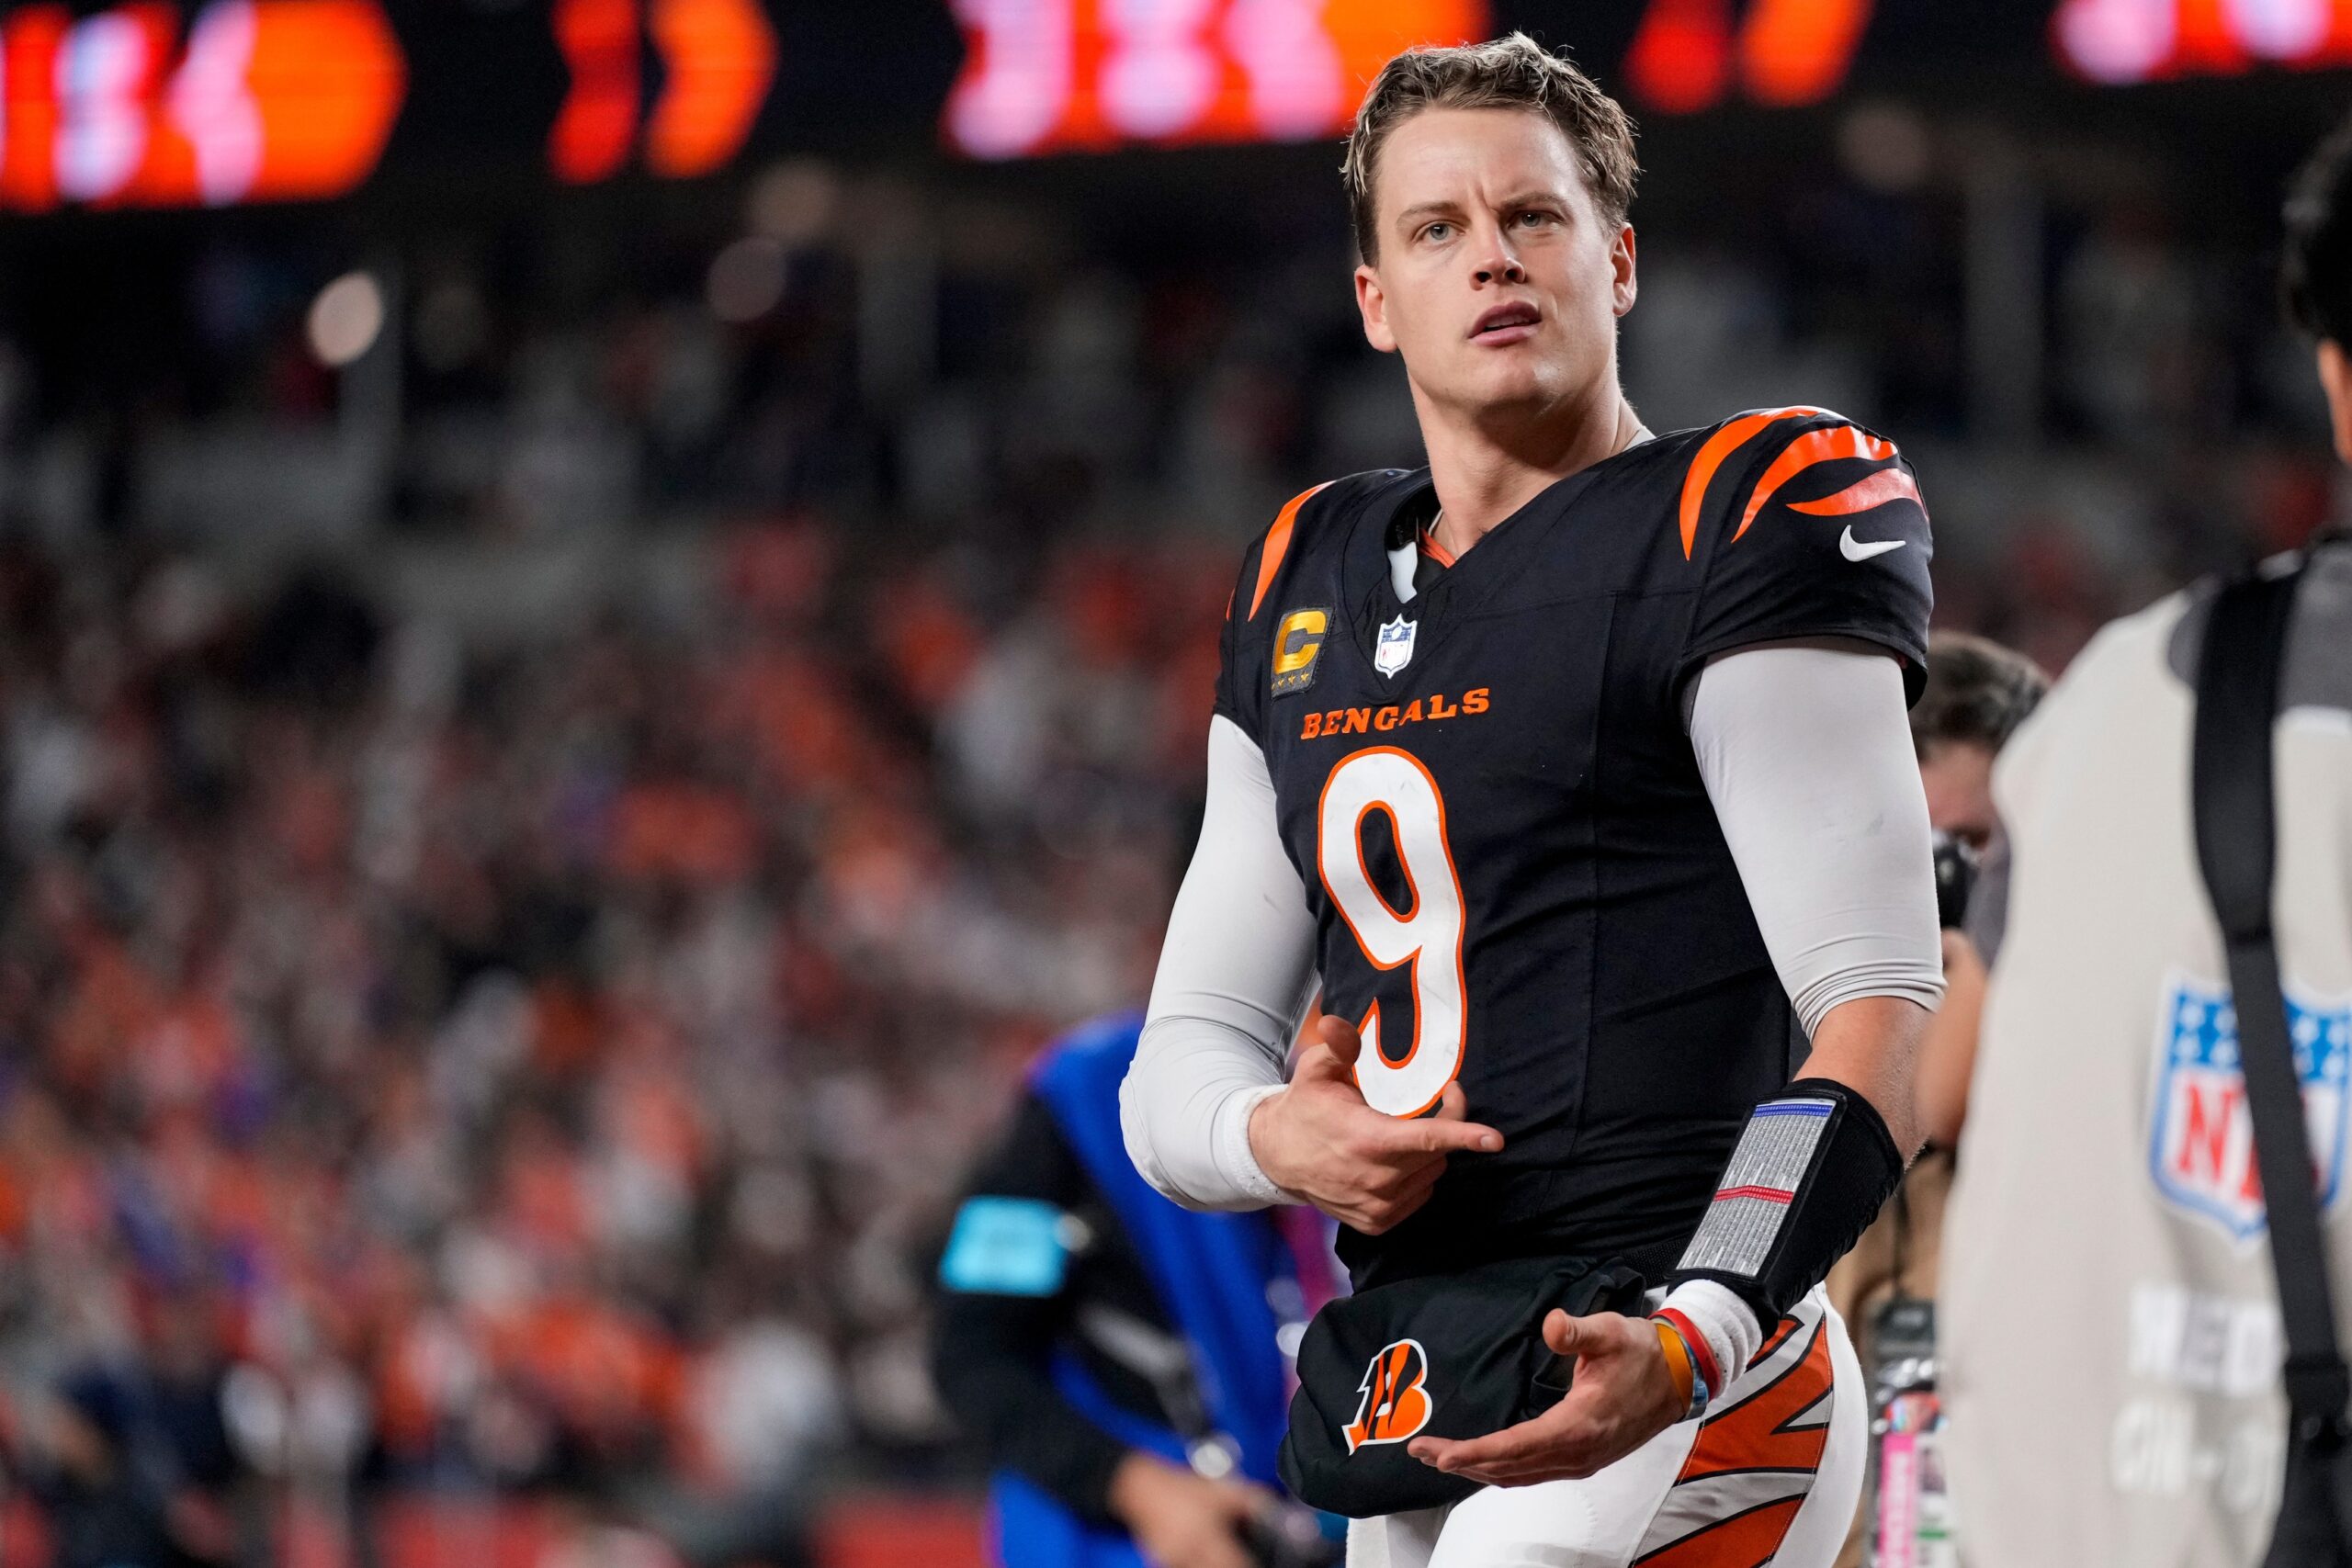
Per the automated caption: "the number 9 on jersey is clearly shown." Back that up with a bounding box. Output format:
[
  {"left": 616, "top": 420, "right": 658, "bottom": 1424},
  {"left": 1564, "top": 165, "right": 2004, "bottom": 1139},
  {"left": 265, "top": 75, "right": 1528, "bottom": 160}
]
[{"left": 1316, "top": 748, "right": 1467, "bottom": 1118}]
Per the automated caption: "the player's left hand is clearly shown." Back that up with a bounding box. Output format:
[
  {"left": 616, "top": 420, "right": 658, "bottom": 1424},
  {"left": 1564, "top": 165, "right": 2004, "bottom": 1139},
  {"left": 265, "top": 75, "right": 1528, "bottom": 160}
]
[{"left": 1407, "top": 1308, "right": 1685, "bottom": 1487}]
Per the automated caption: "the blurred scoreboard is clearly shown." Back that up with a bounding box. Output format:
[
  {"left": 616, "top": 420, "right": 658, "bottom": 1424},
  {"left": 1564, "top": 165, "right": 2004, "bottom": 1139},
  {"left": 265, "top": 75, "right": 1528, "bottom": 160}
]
[
  {"left": 0, "top": 0, "right": 781, "bottom": 210},
  {"left": 2053, "top": 0, "right": 2352, "bottom": 81},
  {"left": 0, "top": 0, "right": 405, "bottom": 208},
  {"left": 943, "top": 0, "right": 1487, "bottom": 157},
  {"left": 6, "top": 0, "right": 1476, "bottom": 210},
  {"left": 0, "top": 0, "right": 2347, "bottom": 212}
]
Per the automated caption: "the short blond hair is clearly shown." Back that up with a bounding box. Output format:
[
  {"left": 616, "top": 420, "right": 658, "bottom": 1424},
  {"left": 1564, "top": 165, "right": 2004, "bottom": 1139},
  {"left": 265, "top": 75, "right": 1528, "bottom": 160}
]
[{"left": 1342, "top": 32, "right": 1639, "bottom": 264}]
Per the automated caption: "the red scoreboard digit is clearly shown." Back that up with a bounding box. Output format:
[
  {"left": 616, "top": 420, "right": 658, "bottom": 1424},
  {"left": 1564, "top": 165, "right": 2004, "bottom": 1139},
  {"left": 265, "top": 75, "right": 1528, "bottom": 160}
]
[
  {"left": 1621, "top": 0, "right": 1876, "bottom": 114},
  {"left": 548, "top": 0, "right": 776, "bottom": 185}
]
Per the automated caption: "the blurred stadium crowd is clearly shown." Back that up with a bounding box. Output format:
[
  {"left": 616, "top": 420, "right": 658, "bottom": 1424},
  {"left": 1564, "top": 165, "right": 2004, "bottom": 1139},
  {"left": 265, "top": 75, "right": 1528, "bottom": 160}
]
[
  {"left": 0, "top": 91, "right": 2344, "bottom": 1567},
  {"left": 0, "top": 484, "right": 1231, "bottom": 1562}
]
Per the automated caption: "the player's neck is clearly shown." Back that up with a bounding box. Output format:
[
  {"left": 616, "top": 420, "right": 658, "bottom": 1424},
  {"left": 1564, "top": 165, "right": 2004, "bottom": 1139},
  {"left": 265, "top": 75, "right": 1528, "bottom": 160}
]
[{"left": 1418, "top": 386, "right": 1647, "bottom": 561}]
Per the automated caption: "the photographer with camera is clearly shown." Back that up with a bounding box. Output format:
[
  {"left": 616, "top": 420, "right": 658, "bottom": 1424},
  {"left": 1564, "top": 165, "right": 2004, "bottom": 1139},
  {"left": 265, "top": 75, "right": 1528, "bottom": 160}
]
[
  {"left": 930, "top": 1012, "right": 1342, "bottom": 1568},
  {"left": 1909, "top": 635, "right": 2052, "bottom": 1154},
  {"left": 1826, "top": 634, "right": 2047, "bottom": 1344},
  {"left": 1825, "top": 632, "right": 2045, "bottom": 1566}
]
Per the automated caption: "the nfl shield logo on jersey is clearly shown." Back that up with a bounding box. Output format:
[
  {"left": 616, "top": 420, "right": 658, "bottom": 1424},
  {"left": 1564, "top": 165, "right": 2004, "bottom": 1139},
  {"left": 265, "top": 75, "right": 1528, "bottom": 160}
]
[
  {"left": 2148, "top": 973, "right": 2352, "bottom": 1241},
  {"left": 1374, "top": 615, "right": 1417, "bottom": 677}
]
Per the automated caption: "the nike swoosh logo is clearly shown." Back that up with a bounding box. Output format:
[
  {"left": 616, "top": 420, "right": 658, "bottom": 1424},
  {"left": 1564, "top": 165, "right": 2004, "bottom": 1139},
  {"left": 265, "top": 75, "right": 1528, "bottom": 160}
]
[{"left": 1839, "top": 525, "right": 1907, "bottom": 562}]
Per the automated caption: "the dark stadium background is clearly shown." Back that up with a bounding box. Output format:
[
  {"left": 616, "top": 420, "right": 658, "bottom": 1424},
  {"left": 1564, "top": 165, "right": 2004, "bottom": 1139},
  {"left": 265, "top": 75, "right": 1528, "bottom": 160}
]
[{"left": 0, "top": 2, "right": 2340, "bottom": 1564}]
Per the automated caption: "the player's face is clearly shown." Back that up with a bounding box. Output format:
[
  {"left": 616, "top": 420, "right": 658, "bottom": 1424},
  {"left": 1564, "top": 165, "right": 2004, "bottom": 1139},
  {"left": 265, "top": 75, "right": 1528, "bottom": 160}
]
[
  {"left": 1354, "top": 107, "right": 1635, "bottom": 426},
  {"left": 1919, "top": 739, "right": 1999, "bottom": 852}
]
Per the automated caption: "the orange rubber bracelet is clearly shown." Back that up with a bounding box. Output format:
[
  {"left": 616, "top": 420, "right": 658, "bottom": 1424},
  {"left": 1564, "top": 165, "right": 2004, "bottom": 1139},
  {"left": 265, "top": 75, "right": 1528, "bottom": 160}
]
[{"left": 1653, "top": 1319, "right": 1697, "bottom": 1412}]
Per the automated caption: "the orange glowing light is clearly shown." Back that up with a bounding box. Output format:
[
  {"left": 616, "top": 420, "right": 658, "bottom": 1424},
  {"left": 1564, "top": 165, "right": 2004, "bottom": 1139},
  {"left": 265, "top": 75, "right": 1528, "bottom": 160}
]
[
  {"left": 1626, "top": 0, "right": 1877, "bottom": 114},
  {"left": 644, "top": 0, "right": 775, "bottom": 177},
  {"left": 1, "top": 6, "right": 69, "bottom": 209},
  {"left": 241, "top": 0, "right": 405, "bottom": 199},
  {"left": 1625, "top": 0, "right": 1734, "bottom": 114},
  {"left": 1738, "top": 0, "right": 1872, "bottom": 106},
  {"left": 550, "top": 0, "right": 639, "bottom": 184}
]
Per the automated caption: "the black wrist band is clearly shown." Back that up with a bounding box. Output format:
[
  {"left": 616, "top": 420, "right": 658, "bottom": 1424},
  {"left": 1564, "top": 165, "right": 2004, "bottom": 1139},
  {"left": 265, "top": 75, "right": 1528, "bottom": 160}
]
[{"left": 1664, "top": 1077, "right": 1905, "bottom": 1323}]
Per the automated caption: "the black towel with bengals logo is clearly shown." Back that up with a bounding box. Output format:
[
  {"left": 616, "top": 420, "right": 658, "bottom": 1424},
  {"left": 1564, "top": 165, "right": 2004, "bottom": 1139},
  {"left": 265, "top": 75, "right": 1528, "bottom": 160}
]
[
  {"left": 1214, "top": 409, "right": 1933, "bottom": 1293},
  {"left": 1278, "top": 1252, "right": 1645, "bottom": 1517}
]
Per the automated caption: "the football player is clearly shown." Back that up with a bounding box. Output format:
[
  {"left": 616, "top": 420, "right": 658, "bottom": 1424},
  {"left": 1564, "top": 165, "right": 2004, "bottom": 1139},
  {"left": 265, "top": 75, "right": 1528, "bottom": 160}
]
[{"left": 1121, "top": 33, "right": 1943, "bottom": 1567}]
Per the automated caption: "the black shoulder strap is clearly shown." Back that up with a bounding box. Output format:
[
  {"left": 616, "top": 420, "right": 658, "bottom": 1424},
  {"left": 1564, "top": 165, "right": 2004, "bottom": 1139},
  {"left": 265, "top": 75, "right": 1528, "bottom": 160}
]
[{"left": 2190, "top": 564, "right": 2346, "bottom": 1439}]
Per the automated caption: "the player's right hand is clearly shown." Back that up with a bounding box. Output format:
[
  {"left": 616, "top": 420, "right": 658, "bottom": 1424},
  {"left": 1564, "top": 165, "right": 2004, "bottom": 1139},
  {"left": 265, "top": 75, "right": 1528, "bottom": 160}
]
[{"left": 1247, "top": 1013, "right": 1502, "bottom": 1234}]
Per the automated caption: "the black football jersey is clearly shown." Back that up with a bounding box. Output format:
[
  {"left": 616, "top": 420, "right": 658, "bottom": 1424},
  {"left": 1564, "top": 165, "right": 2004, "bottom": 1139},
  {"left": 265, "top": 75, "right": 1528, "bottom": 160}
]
[{"left": 1212, "top": 409, "right": 1934, "bottom": 1289}]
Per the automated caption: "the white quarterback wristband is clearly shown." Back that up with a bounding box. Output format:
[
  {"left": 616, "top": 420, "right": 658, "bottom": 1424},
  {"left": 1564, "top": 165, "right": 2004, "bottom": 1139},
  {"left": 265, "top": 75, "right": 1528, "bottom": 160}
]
[{"left": 1657, "top": 1279, "right": 1763, "bottom": 1402}]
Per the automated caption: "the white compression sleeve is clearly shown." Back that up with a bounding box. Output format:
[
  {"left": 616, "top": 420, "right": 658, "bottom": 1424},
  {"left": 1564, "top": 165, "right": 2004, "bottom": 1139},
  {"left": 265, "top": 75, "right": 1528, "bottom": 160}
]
[
  {"left": 1123, "top": 714, "right": 1319, "bottom": 1211},
  {"left": 1689, "top": 644, "right": 1945, "bottom": 1036}
]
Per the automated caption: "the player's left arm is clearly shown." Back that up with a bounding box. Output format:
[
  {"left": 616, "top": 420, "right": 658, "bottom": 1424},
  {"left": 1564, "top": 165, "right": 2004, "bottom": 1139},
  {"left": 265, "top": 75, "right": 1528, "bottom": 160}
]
[
  {"left": 1416, "top": 414, "right": 1940, "bottom": 1486},
  {"left": 1690, "top": 640, "right": 1939, "bottom": 1156},
  {"left": 1669, "top": 643, "right": 1938, "bottom": 1388},
  {"left": 1652, "top": 418, "right": 1942, "bottom": 1385}
]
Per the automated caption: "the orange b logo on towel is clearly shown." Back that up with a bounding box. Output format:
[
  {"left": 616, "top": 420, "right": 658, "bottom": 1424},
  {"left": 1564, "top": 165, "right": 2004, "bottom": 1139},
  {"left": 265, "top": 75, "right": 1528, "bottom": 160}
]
[{"left": 1343, "top": 1339, "right": 1432, "bottom": 1452}]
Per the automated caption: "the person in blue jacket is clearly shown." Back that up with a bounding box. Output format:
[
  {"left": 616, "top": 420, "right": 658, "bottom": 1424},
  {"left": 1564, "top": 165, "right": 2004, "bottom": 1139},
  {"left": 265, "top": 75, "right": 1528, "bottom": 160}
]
[{"left": 930, "top": 1011, "right": 1338, "bottom": 1568}]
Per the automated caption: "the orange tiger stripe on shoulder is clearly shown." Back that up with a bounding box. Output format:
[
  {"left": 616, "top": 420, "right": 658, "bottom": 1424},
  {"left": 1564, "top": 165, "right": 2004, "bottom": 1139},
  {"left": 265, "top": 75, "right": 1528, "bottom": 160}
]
[
  {"left": 1734, "top": 423, "right": 1896, "bottom": 541},
  {"left": 1677, "top": 407, "right": 1826, "bottom": 558},
  {"left": 1788, "top": 464, "right": 1922, "bottom": 519},
  {"left": 1247, "top": 482, "right": 1335, "bottom": 621}
]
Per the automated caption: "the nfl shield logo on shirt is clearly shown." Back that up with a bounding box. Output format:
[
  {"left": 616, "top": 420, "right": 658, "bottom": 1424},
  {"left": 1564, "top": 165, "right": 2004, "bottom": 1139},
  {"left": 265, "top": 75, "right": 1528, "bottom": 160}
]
[
  {"left": 2148, "top": 972, "right": 2352, "bottom": 1242},
  {"left": 1374, "top": 615, "right": 1417, "bottom": 678}
]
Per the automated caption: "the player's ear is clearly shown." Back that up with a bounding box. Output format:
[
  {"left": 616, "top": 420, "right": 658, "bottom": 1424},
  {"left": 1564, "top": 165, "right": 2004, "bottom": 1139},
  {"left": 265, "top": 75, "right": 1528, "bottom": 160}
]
[
  {"left": 2318, "top": 339, "right": 2352, "bottom": 467},
  {"left": 1355, "top": 264, "right": 1398, "bottom": 355},
  {"left": 1611, "top": 224, "right": 1637, "bottom": 318}
]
